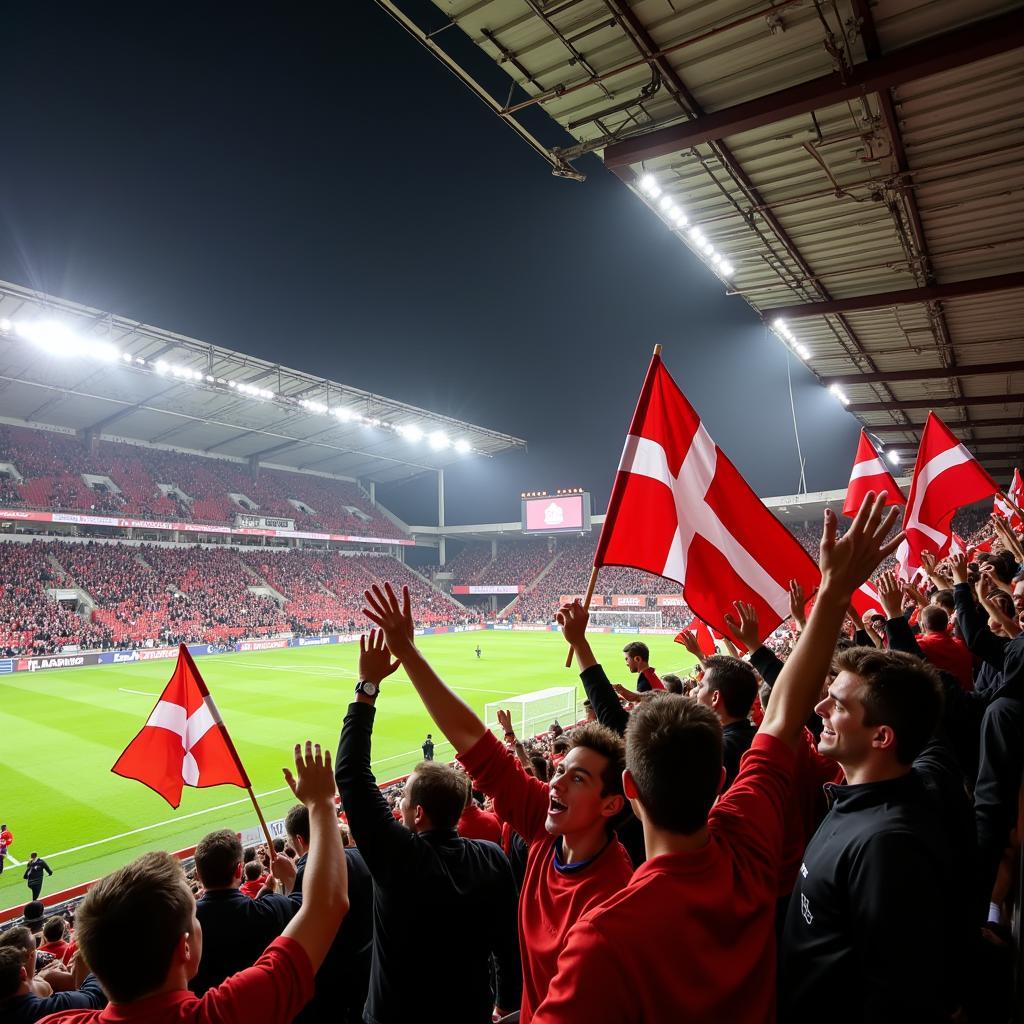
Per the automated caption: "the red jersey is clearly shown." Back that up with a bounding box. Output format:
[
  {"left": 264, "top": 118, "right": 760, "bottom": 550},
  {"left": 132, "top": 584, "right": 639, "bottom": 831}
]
[
  {"left": 238, "top": 878, "right": 265, "bottom": 899},
  {"left": 917, "top": 631, "right": 974, "bottom": 691},
  {"left": 639, "top": 667, "right": 663, "bottom": 691},
  {"left": 532, "top": 734, "right": 794, "bottom": 1024},
  {"left": 459, "top": 730, "right": 632, "bottom": 1024},
  {"left": 0, "top": 829, "right": 13, "bottom": 852},
  {"left": 40, "top": 939, "right": 76, "bottom": 965},
  {"left": 38, "top": 936, "right": 313, "bottom": 1024},
  {"left": 457, "top": 801, "right": 502, "bottom": 845}
]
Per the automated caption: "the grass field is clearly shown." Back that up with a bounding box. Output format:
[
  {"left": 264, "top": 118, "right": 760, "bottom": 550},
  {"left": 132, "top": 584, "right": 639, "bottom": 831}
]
[{"left": 0, "top": 630, "right": 695, "bottom": 909}]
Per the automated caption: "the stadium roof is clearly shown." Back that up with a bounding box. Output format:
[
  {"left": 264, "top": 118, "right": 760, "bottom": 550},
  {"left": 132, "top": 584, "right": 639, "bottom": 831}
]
[
  {"left": 0, "top": 278, "right": 526, "bottom": 484},
  {"left": 380, "top": 0, "right": 1024, "bottom": 479}
]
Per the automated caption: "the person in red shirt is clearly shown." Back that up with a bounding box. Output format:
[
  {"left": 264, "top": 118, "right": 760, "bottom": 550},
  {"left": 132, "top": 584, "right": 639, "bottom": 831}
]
[
  {"left": 915, "top": 604, "right": 974, "bottom": 690},
  {"left": 531, "top": 492, "right": 905, "bottom": 1024},
  {"left": 457, "top": 781, "right": 502, "bottom": 845},
  {"left": 0, "top": 825, "right": 13, "bottom": 876},
  {"left": 362, "top": 581, "right": 633, "bottom": 1024},
  {"left": 622, "top": 641, "right": 663, "bottom": 693},
  {"left": 39, "top": 916, "right": 76, "bottom": 964},
  {"left": 237, "top": 861, "right": 266, "bottom": 899},
  {"left": 39, "top": 740, "right": 349, "bottom": 1024}
]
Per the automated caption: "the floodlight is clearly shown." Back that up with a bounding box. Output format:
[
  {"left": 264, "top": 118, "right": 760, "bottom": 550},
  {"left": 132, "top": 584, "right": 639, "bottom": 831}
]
[
  {"left": 688, "top": 226, "right": 702, "bottom": 242},
  {"left": 86, "top": 341, "right": 119, "bottom": 362},
  {"left": 333, "top": 407, "right": 353, "bottom": 422},
  {"left": 428, "top": 430, "right": 450, "bottom": 450},
  {"left": 720, "top": 261, "right": 734, "bottom": 277},
  {"left": 663, "top": 203, "right": 679, "bottom": 220},
  {"left": 122, "top": 352, "right": 133, "bottom": 362},
  {"left": 17, "top": 319, "right": 78, "bottom": 354},
  {"left": 701, "top": 241, "right": 714, "bottom": 255},
  {"left": 672, "top": 209, "right": 688, "bottom": 226},
  {"left": 454, "top": 438, "right": 471, "bottom": 454},
  {"left": 0, "top": 318, "right": 10, "bottom": 331},
  {"left": 773, "top": 318, "right": 786, "bottom": 330},
  {"left": 658, "top": 195, "right": 673, "bottom": 211},
  {"left": 639, "top": 174, "right": 657, "bottom": 194},
  {"left": 796, "top": 344, "right": 811, "bottom": 360},
  {"left": 887, "top": 450, "right": 901, "bottom": 465},
  {"left": 400, "top": 424, "right": 424, "bottom": 443},
  {"left": 156, "top": 360, "right": 170, "bottom": 375}
]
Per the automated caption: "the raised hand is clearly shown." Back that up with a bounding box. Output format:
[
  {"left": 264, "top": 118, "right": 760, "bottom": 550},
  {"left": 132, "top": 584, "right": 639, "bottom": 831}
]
[
  {"left": 674, "top": 628, "right": 703, "bottom": 660},
  {"left": 947, "top": 551, "right": 969, "bottom": 586},
  {"left": 270, "top": 851, "right": 297, "bottom": 892},
  {"left": 496, "top": 708, "right": 515, "bottom": 738},
  {"left": 875, "top": 570, "right": 904, "bottom": 621},
  {"left": 359, "top": 628, "right": 400, "bottom": 685},
  {"left": 722, "top": 601, "right": 760, "bottom": 652},
  {"left": 283, "top": 741, "right": 336, "bottom": 810},
  {"left": 819, "top": 492, "right": 904, "bottom": 601},
  {"left": 556, "top": 600, "right": 589, "bottom": 647},
  {"left": 362, "top": 582, "right": 415, "bottom": 660},
  {"left": 901, "top": 579, "right": 928, "bottom": 608},
  {"left": 788, "top": 579, "right": 807, "bottom": 630}
]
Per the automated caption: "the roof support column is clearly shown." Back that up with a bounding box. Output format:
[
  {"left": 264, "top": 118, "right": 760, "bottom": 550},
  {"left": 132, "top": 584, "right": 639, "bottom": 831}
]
[{"left": 437, "top": 469, "right": 446, "bottom": 567}]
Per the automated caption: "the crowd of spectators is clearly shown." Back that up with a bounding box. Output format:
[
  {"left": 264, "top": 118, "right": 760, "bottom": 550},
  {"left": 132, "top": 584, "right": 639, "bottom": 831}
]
[
  {"left": 0, "top": 425, "right": 401, "bottom": 540},
  {"left": 5, "top": 494, "right": 1024, "bottom": 1023}
]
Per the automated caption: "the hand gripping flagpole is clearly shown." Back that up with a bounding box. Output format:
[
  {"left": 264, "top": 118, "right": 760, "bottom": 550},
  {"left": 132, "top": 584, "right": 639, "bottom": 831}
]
[
  {"left": 565, "top": 344, "right": 662, "bottom": 669},
  {"left": 179, "top": 646, "right": 278, "bottom": 860}
]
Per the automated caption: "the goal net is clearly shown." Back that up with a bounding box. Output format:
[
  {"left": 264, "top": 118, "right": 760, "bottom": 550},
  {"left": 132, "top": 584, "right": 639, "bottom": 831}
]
[
  {"left": 484, "top": 686, "right": 578, "bottom": 740},
  {"left": 588, "top": 609, "right": 663, "bottom": 630}
]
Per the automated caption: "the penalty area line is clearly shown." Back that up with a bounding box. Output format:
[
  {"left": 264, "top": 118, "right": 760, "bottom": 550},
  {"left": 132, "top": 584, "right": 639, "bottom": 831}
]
[{"left": 119, "top": 688, "right": 160, "bottom": 697}]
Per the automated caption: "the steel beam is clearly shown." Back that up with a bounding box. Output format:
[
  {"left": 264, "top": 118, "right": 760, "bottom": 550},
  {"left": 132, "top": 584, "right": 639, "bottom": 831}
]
[
  {"left": 603, "top": 9, "right": 1024, "bottom": 167},
  {"left": 869, "top": 418, "right": 1023, "bottom": 434},
  {"left": 848, "top": 395, "right": 1024, "bottom": 413},
  {"left": 765, "top": 272, "right": 1024, "bottom": 321},
  {"left": 822, "top": 360, "right": 1024, "bottom": 386}
]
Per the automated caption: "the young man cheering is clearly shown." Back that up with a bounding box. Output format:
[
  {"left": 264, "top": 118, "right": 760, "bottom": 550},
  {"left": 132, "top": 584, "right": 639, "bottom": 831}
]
[
  {"left": 531, "top": 491, "right": 905, "bottom": 1024},
  {"left": 362, "top": 585, "right": 633, "bottom": 1024},
  {"left": 39, "top": 740, "right": 348, "bottom": 1024}
]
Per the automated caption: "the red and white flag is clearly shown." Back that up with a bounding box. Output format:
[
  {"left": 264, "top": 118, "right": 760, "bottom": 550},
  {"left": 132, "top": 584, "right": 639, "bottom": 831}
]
[
  {"left": 993, "top": 468, "right": 1023, "bottom": 528},
  {"left": 843, "top": 430, "right": 906, "bottom": 517},
  {"left": 677, "top": 618, "right": 723, "bottom": 658},
  {"left": 112, "top": 645, "right": 249, "bottom": 808},
  {"left": 595, "top": 353, "right": 820, "bottom": 642},
  {"left": 850, "top": 580, "right": 884, "bottom": 622},
  {"left": 896, "top": 412, "right": 999, "bottom": 581}
]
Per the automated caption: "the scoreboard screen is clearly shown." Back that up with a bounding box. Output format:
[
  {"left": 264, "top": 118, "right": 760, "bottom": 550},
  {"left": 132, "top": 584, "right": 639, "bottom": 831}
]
[{"left": 521, "top": 493, "right": 591, "bottom": 534}]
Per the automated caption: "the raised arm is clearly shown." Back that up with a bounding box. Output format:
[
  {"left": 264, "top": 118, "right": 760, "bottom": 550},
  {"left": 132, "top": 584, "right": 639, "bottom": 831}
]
[
  {"left": 558, "top": 600, "right": 629, "bottom": 735},
  {"left": 949, "top": 553, "right": 1008, "bottom": 668},
  {"left": 363, "top": 583, "right": 485, "bottom": 754},
  {"left": 280, "top": 742, "right": 349, "bottom": 972},
  {"left": 759, "top": 492, "right": 904, "bottom": 749}
]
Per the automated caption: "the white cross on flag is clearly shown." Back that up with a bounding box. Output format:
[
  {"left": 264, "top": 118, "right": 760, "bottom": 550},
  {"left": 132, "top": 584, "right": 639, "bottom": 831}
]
[
  {"left": 896, "top": 412, "right": 999, "bottom": 581},
  {"left": 112, "top": 644, "right": 249, "bottom": 808},
  {"left": 595, "top": 353, "right": 820, "bottom": 643},
  {"left": 993, "top": 468, "right": 1023, "bottom": 529},
  {"left": 843, "top": 430, "right": 906, "bottom": 516}
]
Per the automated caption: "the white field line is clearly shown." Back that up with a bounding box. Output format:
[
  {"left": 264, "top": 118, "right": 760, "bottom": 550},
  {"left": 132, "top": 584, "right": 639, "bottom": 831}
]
[
  {"left": 5, "top": 855, "right": 21, "bottom": 866},
  {"left": 118, "top": 688, "right": 160, "bottom": 696}
]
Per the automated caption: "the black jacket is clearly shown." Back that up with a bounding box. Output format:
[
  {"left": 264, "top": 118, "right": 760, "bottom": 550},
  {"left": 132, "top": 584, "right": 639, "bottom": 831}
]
[
  {"left": 22, "top": 859, "right": 51, "bottom": 883},
  {"left": 780, "top": 745, "right": 968, "bottom": 1024},
  {"left": 190, "top": 887, "right": 296, "bottom": 995},
  {"left": 336, "top": 701, "right": 521, "bottom": 1024},
  {"left": 750, "top": 645, "right": 823, "bottom": 742},
  {"left": 290, "top": 848, "right": 374, "bottom": 1024},
  {"left": 578, "top": 663, "right": 644, "bottom": 866},
  {"left": 722, "top": 718, "right": 756, "bottom": 792}
]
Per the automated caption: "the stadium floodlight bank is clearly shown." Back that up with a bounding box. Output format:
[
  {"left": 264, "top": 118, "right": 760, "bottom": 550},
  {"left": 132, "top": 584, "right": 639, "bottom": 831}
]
[
  {"left": 589, "top": 609, "right": 664, "bottom": 630},
  {"left": 485, "top": 687, "right": 577, "bottom": 740}
]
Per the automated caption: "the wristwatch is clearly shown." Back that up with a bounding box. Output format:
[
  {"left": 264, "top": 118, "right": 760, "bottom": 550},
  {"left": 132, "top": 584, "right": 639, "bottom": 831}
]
[{"left": 355, "top": 680, "right": 379, "bottom": 698}]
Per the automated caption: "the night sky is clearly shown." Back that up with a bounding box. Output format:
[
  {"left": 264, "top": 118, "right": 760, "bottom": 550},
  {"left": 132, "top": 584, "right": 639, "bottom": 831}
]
[{"left": 0, "top": 2, "right": 862, "bottom": 526}]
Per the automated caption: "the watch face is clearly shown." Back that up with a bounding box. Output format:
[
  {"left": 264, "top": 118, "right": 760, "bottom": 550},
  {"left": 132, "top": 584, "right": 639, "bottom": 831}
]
[{"left": 357, "top": 680, "right": 378, "bottom": 697}]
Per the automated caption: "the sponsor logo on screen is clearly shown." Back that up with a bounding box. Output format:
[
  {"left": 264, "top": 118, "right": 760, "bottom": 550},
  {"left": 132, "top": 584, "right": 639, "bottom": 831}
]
[
  {"left": 112, "top": 651, "right": 140, "bottom": 663},
  {"left": 524, "top": 495, "right": 583, "bottom": 532}
]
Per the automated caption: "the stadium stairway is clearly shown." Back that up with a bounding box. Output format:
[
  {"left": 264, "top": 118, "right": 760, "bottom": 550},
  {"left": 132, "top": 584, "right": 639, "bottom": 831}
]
[{"left": 235, "top": 556, "right": 288, "bottom": 605}]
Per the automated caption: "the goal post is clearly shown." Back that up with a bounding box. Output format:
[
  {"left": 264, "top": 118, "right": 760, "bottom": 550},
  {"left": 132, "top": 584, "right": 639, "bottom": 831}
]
[
  {"left": 484, "top": 686, "right": 578, "bottom": 739},
  {"left": 588, "top": 609, "right": 663, "bottom": 630}
]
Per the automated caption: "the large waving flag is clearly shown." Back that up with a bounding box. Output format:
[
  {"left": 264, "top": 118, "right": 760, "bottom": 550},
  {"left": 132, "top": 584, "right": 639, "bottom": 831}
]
[
  {"left": 594, "top": 351, "right": 820, "bottom": 643},
  {"left": 113, "top": 645, "right": 249, "bottom": 808},
  {"left": 843, "top": 430, "right": 906, "bottom": 516},
  {"left": 897, "top": 412, "right": 999, "bottom": 580}
]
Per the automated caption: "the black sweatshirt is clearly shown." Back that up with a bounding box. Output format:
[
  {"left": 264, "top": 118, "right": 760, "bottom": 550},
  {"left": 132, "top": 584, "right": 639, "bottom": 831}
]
[
  {"left": 780, "top": 745, "right": 965, "bottom": 1024},
  {"left": 578, "top": 662, "right": 645, "bottom": 867},
  {"left": 335, "top": 701, "right": 521, "bottom": 1024}
]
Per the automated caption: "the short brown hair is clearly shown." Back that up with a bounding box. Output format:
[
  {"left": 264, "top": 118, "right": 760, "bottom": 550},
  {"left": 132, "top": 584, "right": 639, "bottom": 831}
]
[
  {"left": 626, "top": 693, "right": 722, "bottom": 834},
  {"left": 42, "top": 916, "right": 65, "bottom": 942},
  {"left": 74, "top": 851, "right": 193, "bottom": 1003},
  {"left": 0, "top": 925, "right": 34, "bottom": 956},
  {"left": 193, "top": 829, "right": 242, "bottom": 888},
  {"left": 622, "top": 641, "right": 650, "bottom": 662},
  {"left": 243, "top": 861, "right": 262, "bottom": 882},
  {"left": 284, "top": 803, "right": 310, "bottom": 844},
  {"left": 0, "top": 945, "right": 27, "bottom": 999},
  {"left": 406, "top": 761, "right": 468, "bottom": 831},
  {"left": 702, "top": 655, "right": 758, "bottom": 718},
  {"left": 835, "top": 646, "right": 943, "bottom": 764},
  {"left": 569, "top": 722, "right": 626, "bottom": 797},
  {"left": 920, "top": 605, "right": 948, "bottom": 634}
]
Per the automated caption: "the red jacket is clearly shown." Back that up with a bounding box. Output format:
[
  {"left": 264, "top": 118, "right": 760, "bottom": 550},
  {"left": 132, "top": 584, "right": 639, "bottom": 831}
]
[
  {"left": 916, "top": 631, "right": 974, "bottom": 690},
  {"left": 457, "top": 801, "right": 502, "bottom": 845},
  {"left": 459, "top": 731, "right": 633, "bottom": 1024},
  {"left": 533, "top": 734, "right": 794, "bottom": 1024}
]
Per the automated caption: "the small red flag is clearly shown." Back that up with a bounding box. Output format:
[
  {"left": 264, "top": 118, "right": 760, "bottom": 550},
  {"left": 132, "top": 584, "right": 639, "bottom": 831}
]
[
  {"left": 676, "top": 619, "right": 720, "bottom": 658},
  {"left": 993, "top": 468, "right": 1024, "bottom": 529},
  {"left": 843, "top": 431, "right": 906, "bottom": 517},
  {"left": 897, "top": 413, "right": 999, "bottom": 580},
  {"left": 594, "top": 353, "right": 820, "bottom": 644},
  {"left": 112, "top": 645, "right": 249, "bottom": 808},
  {"left": 850, "top": 580, "right": 884, "bottom": 622}
]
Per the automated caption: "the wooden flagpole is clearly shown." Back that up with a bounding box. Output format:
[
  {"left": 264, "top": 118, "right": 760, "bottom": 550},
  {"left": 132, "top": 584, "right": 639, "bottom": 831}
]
[
  {"left": 245, "top": 787, "right": 277, "bottom": 860},
  {"left": 564, "top": 343, "right": 663, "bottom": 669}
]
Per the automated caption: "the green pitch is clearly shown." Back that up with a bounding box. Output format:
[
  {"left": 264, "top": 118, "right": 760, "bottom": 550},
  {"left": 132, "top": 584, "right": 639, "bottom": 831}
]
[{"left": 0, "top": 630, "right": 695, "bottom": 909}]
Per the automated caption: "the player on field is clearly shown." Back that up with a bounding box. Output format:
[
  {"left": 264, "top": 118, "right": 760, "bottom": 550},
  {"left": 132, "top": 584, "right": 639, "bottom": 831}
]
[{"left": 0, "top": 825, "right": 12, "bottom": 876}]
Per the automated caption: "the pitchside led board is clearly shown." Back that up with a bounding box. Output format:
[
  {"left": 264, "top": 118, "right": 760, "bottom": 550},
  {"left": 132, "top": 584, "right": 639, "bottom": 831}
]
[{"left": 521, "top": 492, "right": 592, "bottom": 535}]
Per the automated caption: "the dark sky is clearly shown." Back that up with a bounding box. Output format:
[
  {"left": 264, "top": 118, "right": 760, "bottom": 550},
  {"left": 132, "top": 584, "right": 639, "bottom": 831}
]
[{"left": 0, "top": 2, "right": 862, "bottom": 526}]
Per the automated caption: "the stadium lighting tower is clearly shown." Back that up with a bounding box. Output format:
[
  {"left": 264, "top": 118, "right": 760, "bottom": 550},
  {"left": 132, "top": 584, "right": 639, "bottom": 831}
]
[
  {"left": 428, "top": 430, "right": 450, "bottom": 451},
  {"left": 454, "top": 438, "right": 471, "bottom": 454}
]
